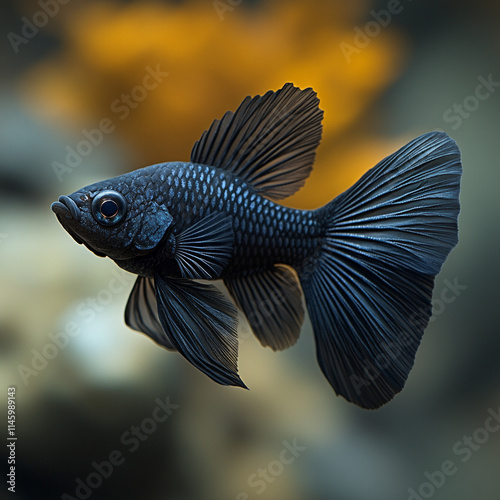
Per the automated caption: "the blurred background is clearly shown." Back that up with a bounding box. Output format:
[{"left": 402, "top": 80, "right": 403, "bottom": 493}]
[{"left": 1, "top": 0, "right": 499, "bottom": 499}]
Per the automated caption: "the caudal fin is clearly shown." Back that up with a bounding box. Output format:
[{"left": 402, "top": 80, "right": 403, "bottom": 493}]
[{"left": 300, "top": 132, "right": 462, "bottom": 409}]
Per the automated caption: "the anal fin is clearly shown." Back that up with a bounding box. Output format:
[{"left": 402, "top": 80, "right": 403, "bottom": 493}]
[{"left": 224, "top": 265, "right": 304, "bottom": 351}]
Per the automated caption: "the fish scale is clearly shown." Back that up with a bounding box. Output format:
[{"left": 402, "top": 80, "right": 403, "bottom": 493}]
[{"left": 154, "top": 162, "right": 323, "bottom": 274}]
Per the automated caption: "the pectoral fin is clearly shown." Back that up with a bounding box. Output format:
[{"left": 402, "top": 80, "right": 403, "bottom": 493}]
[
  {"left": 174, "top": 212, "right": 233, "bottom": 279},
  {"left": 154, "top": 274, "right": 245, "bottom": 388}
]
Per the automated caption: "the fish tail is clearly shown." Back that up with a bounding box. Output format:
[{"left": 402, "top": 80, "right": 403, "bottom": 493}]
[{"left": 299, "top": 132, "right": 462, "bottom": 409}]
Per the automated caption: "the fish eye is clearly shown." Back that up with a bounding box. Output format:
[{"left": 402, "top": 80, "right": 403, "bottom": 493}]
[{"left": 91, "top": 191, "right": 128, "bottom": 226}]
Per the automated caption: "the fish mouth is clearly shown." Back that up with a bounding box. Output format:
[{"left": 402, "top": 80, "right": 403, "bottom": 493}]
[
  {"left": 51, "top": 195, "right": 107, "bottom": 257},
  {"left": 51, "top": 195, "right": 82, "bottom": 221},
  {"left": 51, "top": 195, "right": 85, "bottom": 245}
]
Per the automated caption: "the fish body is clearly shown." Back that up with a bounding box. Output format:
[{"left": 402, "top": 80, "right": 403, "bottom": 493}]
[
  {"left": 92, "top": 161, "right": 322, "bottom": 279},
  {"left": 52, "top": 83, "right": 462, "bottom": 409}
]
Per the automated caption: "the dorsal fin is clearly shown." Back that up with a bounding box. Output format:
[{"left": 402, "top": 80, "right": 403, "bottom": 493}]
[{"left": 190, "top": 83, "right": 324, "bottom": 200}]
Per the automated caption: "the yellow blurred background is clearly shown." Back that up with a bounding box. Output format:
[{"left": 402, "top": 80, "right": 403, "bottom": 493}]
[{"left": 1, "top": 0, "right": 499, "bottom": 499}]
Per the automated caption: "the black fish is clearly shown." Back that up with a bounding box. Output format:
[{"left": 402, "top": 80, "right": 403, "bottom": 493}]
[{"left": 51, "top": 83, "right": 462, "bottom": 409}]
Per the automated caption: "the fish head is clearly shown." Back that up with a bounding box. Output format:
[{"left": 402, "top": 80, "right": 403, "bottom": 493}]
[{"left": 51, "top": 171, "right": 173, "bottom": 260}]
